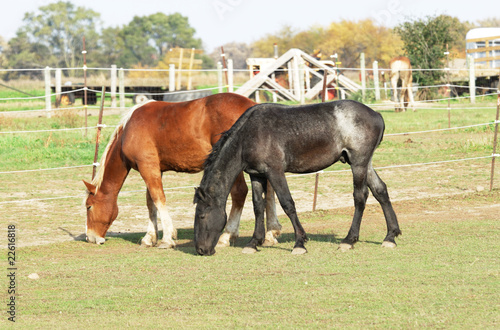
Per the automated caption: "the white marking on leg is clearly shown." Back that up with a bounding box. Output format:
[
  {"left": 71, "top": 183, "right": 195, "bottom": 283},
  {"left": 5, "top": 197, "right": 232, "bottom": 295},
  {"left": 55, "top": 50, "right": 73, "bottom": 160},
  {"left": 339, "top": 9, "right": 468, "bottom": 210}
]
[
  {"left": 141, "top": 220, "right": 158, "bottom": 247},
  {"left": 262, "top": 230, "right": 279, "bottom": 247},
  {"left": 157, "top": 203, "right": 176, "bottom": 249},
  {"left": 217, "top": 232, "right": 232, "bottom": 248}
]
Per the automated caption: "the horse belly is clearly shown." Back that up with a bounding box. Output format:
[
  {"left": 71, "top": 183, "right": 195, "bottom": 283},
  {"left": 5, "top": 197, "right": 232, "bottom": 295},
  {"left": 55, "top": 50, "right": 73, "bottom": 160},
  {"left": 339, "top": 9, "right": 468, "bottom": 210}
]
[
  {"left": 158, "top": 141, "right": 212, "bottom": 173},
  {"left": 286, "top": 143, "right": 341, "bottom": 173}
]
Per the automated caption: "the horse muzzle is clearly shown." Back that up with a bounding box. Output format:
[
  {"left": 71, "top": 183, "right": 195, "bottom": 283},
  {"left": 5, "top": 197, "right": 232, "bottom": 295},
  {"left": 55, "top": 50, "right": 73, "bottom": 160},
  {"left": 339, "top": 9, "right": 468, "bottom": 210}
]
[
  {"left": 86, "top": 230, "right": 105, "bottom": 245},
  {"left": 196, "top": 245, "right": 216, "bottom": 256}
]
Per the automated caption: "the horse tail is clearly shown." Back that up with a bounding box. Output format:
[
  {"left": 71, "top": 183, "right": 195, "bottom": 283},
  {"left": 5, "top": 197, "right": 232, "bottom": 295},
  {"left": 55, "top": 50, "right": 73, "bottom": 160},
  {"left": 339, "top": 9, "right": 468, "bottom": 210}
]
[{"left": 375, "top": 112, "right": 385, "bottom": 149}]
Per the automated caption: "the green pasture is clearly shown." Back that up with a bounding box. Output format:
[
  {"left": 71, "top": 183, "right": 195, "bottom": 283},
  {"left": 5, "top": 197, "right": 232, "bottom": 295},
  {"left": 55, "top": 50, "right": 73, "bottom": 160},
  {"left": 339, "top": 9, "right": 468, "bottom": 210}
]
[
  {"left": 0, "top": 96, "right": 499, "bottom": 327},
  {"left": 7, "top": 192, "right": 500, "bottom": 328}
]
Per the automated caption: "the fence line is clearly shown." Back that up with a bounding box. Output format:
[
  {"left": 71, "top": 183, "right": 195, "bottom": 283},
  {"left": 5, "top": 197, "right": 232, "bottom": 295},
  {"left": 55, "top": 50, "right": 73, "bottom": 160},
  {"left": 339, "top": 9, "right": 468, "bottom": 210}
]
[
  {"left": 0, "top": 108, "right": 495, "bottom": 137},
  {"left": 0, "top": 154, "right": 495, "bottom": 205},
  {"left": 0, "top": 125, "right": 116, "bottom": 135},
  {"left": 0, "top": 164, "right": 93, "bottom": 175},
  {"left": 1, "top": 89, "right": 497, "bottom": 115}
]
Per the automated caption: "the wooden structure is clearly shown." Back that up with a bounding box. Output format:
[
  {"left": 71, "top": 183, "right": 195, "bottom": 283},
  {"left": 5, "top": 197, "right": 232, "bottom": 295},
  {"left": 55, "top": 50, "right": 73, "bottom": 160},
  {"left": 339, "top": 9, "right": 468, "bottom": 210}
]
[
  {"left": 466, "top": 28, "right": 500, "bottom": 73},
  {"left": 236, "top": 48, "right": 360, "bottom": 102}
]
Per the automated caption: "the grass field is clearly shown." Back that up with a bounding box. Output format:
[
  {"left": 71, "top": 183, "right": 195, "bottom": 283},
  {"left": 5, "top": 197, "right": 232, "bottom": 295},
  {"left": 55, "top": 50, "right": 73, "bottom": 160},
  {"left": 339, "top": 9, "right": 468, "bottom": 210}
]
[
  {"left": 0, "top": 94, "right": 499, "bottom": 327},
  {"left": 5, "top": 192, "right": 500, "bottom": 328}
]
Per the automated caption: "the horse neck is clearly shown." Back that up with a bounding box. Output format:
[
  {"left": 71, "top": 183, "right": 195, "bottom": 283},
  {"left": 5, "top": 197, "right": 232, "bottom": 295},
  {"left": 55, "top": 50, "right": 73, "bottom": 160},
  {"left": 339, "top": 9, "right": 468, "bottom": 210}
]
[
  {"left": 93, "top": 129, "right": 130, "bottom": 198},
  {"left": 203, "top": 148, "right": 244, "bottom": 205}
]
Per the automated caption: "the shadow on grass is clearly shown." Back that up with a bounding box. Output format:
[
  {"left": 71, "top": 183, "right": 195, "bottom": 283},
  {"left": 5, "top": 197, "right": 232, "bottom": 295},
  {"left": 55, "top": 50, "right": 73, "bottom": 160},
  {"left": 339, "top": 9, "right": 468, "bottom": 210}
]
[{"left": 60, "top": 227, "right": 383, "bottom": 255}]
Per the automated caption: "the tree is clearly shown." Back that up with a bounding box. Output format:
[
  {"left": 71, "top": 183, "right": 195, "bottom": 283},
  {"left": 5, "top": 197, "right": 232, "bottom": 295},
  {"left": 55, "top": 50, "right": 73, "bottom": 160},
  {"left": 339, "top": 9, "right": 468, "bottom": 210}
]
[
  {"left": 477, "top": 17, "right": 500, "bottom": 27},
  {"left": 249, "top": 20, "right": 403, "bottom": 68},
  {"left": 117, "top": 13, "right": 202, "bottom": 67},
  {"left": 318, "top": 19, "right": 403, "bottom": 68},
  {"left": 8, "top": 1, "right": 101, "bottom": 69},
  {"left": 395, "top": 15, "right": 463, "bottom": 99}
]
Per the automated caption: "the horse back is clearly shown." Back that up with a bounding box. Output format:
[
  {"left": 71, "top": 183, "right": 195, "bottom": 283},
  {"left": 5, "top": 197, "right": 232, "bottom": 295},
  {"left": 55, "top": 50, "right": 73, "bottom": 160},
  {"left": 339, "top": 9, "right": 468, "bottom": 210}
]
[
  {"left": 241, "top": 100, "right": 384, "bottom": 173},
  {"left": 120, "top": 93, "right": 255, "bottom": 172}
]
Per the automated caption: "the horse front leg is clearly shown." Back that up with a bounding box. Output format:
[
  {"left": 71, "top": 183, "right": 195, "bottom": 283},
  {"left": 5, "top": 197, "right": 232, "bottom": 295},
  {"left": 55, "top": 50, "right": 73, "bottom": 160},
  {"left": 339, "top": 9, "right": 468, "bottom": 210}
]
[
  {"left": 242, "top": 175, "right": 267, "bottom": 254},
  {"left": 367, "top": 165, "right": 401, "bottom": 248},
  {"left": 217, "top": 172, "right": 248, "bottom": 248},
  {"left": 140, "top": 169, "right": 176, "bottom": 249},
  {"left": 141, "top": 189, "right": 159, "bottom": 247},
  {"left": 339, "top": 165, "right": 369, "bottom": 252},
  {"left": 267, "top": 171, "right": 307, "bottom": 255},
  {"left": 262, "top": 183, "right": 281, "bottom": 247}
]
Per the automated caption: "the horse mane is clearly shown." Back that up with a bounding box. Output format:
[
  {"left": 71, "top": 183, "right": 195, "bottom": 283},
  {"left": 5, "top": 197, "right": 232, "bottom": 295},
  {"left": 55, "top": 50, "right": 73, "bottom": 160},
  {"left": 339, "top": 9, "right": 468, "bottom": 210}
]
[
  {"left": 89, "top": 100, "right": 156, "bottom": 192},
  {"left": 202, "top": 104, "right": 261, "bottom": 180}
]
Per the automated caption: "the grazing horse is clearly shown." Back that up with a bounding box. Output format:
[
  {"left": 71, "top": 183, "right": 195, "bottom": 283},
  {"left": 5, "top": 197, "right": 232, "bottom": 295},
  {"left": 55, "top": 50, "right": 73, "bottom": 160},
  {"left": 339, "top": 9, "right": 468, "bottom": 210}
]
[
  {"left": 83, "top": 93, "right": 281, "bottom": 248},
  {"left": 389, "top": 56, "right": 415, "bottom": 112},
  {"left": 194, "top": 100, "right": 401, "bottom": 256}
]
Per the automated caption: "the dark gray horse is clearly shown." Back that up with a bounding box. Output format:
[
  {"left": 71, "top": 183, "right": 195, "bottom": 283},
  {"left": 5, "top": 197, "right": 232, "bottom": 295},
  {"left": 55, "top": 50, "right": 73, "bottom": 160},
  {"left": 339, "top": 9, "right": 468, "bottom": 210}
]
[{"left": 194, "top": 100, "right": 401, "bottom": 256}]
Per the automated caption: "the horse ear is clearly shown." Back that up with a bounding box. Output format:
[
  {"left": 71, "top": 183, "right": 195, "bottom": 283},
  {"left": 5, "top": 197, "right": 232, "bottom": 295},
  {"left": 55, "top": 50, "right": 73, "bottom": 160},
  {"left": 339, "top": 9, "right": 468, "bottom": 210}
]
[
  {"left": 83, "top": 180, "right": 97, "bottom": 195},
  {"left": 193, "top": 187, "right": 205, "bottom": 204}
]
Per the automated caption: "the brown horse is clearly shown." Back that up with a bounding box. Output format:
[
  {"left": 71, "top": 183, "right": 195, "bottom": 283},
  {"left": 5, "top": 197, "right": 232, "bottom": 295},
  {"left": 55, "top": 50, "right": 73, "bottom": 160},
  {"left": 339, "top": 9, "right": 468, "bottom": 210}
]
[
  {"left": 389, "top": 56, "right": 415, "bottom": 112},
  {"left": 83, "top": 93, "right": 280, "bottom": 248}
]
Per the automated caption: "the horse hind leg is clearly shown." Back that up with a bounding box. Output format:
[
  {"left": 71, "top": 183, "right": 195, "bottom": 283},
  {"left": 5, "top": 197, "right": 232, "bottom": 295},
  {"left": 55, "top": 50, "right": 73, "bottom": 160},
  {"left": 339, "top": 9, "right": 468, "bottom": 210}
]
[
  {"left": 141, "top": 189, "right": 159, "bottom": 247},
  {"left": 217, "top": 172, "right": 247, "bottom": 248},
  {"left": 262, "top": 183, "right": 282, "bottom": 247},
  {"left": 339, "top": 165, "right": 369, "bottom": 252},
  {"left": 366, "top": 165, "right": 401, "bottom": 248}
]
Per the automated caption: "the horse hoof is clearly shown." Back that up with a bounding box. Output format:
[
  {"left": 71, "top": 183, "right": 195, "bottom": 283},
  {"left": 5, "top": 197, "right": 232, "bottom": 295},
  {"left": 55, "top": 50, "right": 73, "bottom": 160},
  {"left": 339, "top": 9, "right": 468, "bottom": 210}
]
[
  {"left": 141, "top": 236, "right": 157, "bottom": 247},
  {"left": 338, "top": 243, "right": 353, "bottom": 252},
  {"left": 381, "top": 241, "right": 397, "bottom": 248},
  {"left": 262, "top": 231, "right": 279, "bottom": 247},
  {"left": 157, "top": 240, "right": 176, "bottom": 249},
  {"left": 242, "top": 247, "right": 258, "bottom": 254},
  {"left": 291, "top": 247, "right": 307, "bottom": 255},
  {"left": 216, "top": 232, "right": 231, "bottom": 248}
]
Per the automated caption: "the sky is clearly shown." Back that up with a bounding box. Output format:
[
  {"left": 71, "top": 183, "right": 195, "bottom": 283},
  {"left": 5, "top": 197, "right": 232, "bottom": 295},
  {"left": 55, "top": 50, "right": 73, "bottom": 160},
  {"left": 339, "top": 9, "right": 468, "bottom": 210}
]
[{"left": 2, "top": 0, "right": 499, "bottom": 52}]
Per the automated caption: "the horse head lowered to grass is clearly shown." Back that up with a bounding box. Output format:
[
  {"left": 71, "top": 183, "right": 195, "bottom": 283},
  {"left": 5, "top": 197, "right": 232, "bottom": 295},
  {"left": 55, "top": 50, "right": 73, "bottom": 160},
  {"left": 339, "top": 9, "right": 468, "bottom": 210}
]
[
  {"left": 194, "top": 100, "right": 401, "bottom": 256},
  {"left": 83, "top": 93, "right": 281, "bottom": 248}
]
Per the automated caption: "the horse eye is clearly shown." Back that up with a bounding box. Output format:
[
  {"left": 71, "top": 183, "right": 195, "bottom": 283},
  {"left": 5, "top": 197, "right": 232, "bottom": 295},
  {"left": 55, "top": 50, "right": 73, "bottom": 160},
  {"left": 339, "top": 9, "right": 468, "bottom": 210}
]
[{"left": 86, "top": 205, "right": 92, "bottom": 211}]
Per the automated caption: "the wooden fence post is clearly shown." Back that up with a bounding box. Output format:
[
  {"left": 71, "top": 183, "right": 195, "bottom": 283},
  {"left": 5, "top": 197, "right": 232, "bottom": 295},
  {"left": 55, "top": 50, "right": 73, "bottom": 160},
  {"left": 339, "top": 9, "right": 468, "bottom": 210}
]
[
  {"left": 227, "top": 59, "right": 234, "bottom": 93},
  {"left": 445, "top": 45, "right": 451, "bottom": 128},
  {"left": 187, "top": 48, "right": 195, "bottom": 90},
  {"left": 490, "top": 79, "right": 500, "bottom": 191},
  {"left": 176, "top": 48, "right": 183, "bottom": 91},
  {"left": 55, "top": 68, "right": 62, "bottom": 108},
  {"left": 119, "top": 68, "right": 125, "bottom": 113},
  {"left": 360, "top": 53, "right": 366, "bottom": 102},
  {"left": 44, "top": 66, "right": 51, "bottom": 118},
  {"left": 373, "top": 61, "right": 380, "bottom": 101},
  {"left": 299, "top": 60, "right": 305, "bottom": 104},
  {"left": 217, "top": 62, "right": 223, "bottom": 94},
  {"left": 469, "top": 56, "right": 476, "bottom": 104},
  {"left": 92, "top": 86, "right": 106, "bottom": 180},
  {"left": 110, "top": 65, "right": 117, "bottom": 108},
  {"left": 169, "top": 64, "right": 175, "bottom": 92}
]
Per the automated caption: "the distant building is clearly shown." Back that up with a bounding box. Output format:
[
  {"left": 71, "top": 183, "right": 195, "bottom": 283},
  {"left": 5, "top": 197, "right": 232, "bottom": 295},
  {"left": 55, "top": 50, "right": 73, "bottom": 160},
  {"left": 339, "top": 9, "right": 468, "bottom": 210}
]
[{"left": 466, "top": 27, "right": 500, "bottom": 68}]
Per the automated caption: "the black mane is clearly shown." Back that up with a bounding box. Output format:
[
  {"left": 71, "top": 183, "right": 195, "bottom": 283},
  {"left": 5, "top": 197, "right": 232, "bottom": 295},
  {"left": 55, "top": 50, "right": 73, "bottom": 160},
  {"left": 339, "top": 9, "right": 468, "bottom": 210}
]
[{"left": 203, "top": 104, "right": 262, "bottom": 174}]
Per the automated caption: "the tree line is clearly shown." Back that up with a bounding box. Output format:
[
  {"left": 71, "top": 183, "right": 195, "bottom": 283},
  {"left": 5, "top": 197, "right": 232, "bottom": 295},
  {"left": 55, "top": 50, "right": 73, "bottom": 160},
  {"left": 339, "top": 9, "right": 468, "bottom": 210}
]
[{"left": 0, "top": 1, "right": 498, "bottom": 83}]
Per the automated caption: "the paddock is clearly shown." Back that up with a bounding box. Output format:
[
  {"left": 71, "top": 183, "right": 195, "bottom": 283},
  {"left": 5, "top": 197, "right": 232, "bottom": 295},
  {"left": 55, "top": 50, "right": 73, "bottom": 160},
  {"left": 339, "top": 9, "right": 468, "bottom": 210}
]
[{"left": 0, "top": 72, "right": 499, "bottom": 327}]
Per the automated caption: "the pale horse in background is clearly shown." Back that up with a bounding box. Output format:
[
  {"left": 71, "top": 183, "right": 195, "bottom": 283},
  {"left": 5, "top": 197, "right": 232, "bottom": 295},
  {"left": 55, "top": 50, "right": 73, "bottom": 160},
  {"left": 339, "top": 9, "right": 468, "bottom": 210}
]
[{"left": 389, "top": 56, "right": 416, "bottom": 112}]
